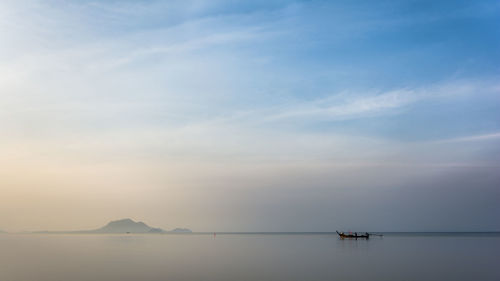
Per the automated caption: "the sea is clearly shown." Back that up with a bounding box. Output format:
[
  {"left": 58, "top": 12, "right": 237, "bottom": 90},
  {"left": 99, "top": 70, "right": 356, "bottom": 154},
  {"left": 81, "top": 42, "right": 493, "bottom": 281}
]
[{"left": 1, "top": 232, "right": 499, "bottom": 281}]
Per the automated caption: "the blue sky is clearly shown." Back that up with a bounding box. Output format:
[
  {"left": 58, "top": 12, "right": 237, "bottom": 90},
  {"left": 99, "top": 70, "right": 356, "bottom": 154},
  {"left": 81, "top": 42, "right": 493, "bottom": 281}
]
[{"left": 0, "top": 0, "right": 499, "bottom": 231}]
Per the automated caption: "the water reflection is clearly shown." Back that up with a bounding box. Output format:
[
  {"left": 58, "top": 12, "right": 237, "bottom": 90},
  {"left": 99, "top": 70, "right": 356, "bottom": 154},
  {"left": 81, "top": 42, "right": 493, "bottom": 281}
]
[{"left": 0, "top": 233, "right": 498, "bottom": 281}]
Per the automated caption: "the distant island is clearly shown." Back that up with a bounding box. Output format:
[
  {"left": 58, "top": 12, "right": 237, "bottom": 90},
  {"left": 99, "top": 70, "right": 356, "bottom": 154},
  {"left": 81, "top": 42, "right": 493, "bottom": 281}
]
[
  {"left": 34, "top": 219, "right": 192, "bottom": 234},
  {"left": 83, "top": 218, "right": 192, "bottom": 234},
  {"left": 170, "top": 228, "right": 192, "bottom": 233},
  {"left": 89, "top": 218, "right": 163, "bottom": 233}
]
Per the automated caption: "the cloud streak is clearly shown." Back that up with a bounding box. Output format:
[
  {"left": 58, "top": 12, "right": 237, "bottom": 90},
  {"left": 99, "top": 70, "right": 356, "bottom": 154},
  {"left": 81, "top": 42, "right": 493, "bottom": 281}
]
[{"left": 435, "top": 132, "right": 500, "bottom": 143}]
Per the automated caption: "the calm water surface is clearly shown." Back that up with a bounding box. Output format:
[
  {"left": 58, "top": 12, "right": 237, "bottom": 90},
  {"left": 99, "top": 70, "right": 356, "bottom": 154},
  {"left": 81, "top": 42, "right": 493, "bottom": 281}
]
[{"left": 1, "top": 233, "right": 499, "bottom": 281}]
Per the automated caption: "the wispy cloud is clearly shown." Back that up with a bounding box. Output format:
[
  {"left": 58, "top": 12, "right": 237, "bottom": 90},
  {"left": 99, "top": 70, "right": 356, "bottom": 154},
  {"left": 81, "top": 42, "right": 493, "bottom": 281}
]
[
  {"left": 434, "top": 132, "right": 500, "bottom": 143},
  {"left": 246, "top": 78, "right": 500, "bottom": 124},
  {"left": 265, "top": 89, "right": 416, "bottom": 121}
]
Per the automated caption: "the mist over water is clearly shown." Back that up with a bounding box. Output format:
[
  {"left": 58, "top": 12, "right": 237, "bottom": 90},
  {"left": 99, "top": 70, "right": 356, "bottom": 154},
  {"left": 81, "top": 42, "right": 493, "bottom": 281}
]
[{"left": 1, "top": 234, "right": 499, "bottom": 281}]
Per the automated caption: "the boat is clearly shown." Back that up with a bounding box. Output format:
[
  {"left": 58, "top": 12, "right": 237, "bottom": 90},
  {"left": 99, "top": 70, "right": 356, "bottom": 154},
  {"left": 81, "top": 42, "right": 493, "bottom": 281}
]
[{"left": 336, "top": 231, "right": 369, "bottom": 239}]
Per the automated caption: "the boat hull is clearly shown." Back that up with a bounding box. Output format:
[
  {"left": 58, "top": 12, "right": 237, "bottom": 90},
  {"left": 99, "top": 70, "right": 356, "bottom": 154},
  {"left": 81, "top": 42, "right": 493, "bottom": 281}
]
[{"left": 336, "top": 231, "right": 369, "bottom": 239}]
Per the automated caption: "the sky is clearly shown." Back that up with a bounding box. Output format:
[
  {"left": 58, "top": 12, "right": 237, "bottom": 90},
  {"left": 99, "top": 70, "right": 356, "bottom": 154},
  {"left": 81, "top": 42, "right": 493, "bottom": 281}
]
[{"left": 0, "top": 0, "right": 499, "bottom": 232}]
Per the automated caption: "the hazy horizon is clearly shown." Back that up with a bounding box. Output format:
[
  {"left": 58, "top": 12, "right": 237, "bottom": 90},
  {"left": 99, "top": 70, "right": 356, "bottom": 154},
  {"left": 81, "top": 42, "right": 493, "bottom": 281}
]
[
  {"left": 1, "top": 0, "right": 499, "bottom": 233},
  {"left": 0, "top": 218, "right": 500, "bottom": 235}
]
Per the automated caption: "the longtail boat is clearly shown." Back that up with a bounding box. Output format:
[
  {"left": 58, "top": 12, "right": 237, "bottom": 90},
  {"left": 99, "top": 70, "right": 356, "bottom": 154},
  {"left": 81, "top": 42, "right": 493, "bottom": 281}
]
[{"left": 336, "top": 231, "right": 369, "bottom": 239}]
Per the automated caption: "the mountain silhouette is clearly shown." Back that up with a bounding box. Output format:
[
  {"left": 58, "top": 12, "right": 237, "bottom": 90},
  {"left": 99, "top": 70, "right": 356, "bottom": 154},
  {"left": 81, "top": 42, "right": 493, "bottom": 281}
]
[
  {"left": 25, "top": 219, "right": 192, "bottom": 234},
  {"left": 83, "top": 218, "right": 192, "bottom": 234},
  {"left": 92, "top": 218, "right": 163, "bottom": 233}
]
